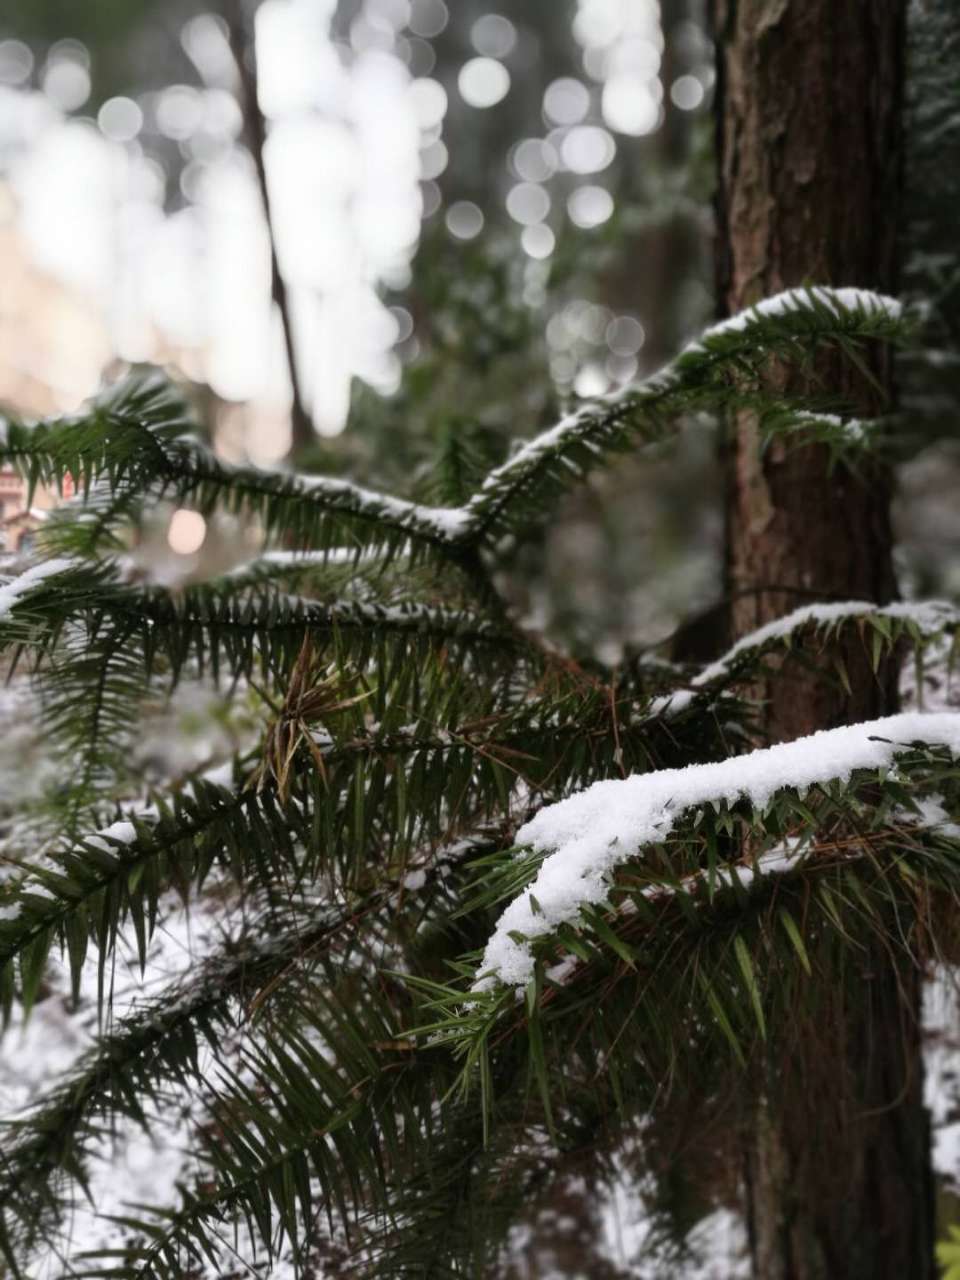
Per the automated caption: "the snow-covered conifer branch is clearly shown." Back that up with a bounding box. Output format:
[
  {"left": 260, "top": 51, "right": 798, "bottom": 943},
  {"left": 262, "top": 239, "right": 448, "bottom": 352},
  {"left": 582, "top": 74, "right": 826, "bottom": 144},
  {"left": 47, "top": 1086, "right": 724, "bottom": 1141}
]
[
  {"left": 454, "top": 286, "right": 905, "bottom": 548},
  {"left": 473, "top": 713, "right": 960, "bottom": 991},
  {"left": 648, "top": 598, "right": 960, "bottom": 718},
  {"left": 1, "top": 287, "right": 905, "bottom": 572},
  {"left": 0, "top": 282, "right": 926, "bottom": 1278}
]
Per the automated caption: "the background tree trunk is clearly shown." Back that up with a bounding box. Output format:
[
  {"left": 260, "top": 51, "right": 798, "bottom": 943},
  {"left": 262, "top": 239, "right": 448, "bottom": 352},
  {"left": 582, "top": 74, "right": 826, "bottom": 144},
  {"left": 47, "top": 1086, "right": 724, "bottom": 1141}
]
[
  {"left": 223, "top": 0, "right": 314, "bottom": 458},
  {"left": 712, "top": 1, "right": 936, "bottom": 1275}
]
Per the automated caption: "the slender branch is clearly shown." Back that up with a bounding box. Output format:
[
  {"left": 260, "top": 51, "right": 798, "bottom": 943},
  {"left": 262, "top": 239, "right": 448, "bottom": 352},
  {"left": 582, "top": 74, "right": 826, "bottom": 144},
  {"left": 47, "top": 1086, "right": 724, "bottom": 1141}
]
[{"left": 223, "top": 0, "right": 314, "bottom": 456}]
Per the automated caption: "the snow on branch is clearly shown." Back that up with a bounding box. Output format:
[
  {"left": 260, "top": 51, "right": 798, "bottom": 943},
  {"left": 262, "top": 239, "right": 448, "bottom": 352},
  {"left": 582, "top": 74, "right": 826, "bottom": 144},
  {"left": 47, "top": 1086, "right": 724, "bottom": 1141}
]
[
  {"left": 686, "top": 285, "right": 901, "bottom": 346},
  {"left": 649, "top": 598, "right": 960, "bottom": 717},
  {"left": 144, "top": 435, "right": 472, "bottom": 551},
  {"left": 455, "top": 285, "right": 905, "bottom": 546},
  {"left": 474, "top": 712, "right": 960, "bottom": 991},
  {"left": 1, "top": 287, "right": 905, "bottom": 567},
  {"left": 0, "top": 558, "right": 78, "bottom": 622}
]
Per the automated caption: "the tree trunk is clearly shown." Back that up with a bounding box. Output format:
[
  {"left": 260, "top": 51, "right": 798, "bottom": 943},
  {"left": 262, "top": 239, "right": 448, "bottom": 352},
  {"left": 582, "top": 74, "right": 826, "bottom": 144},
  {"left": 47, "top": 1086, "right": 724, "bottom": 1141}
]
[
  {"left": 224, "top": 0, "right": 314, "bottom": 458},
  {"left": 712, "top": 1, "right": 936, "bottom": 1276}
]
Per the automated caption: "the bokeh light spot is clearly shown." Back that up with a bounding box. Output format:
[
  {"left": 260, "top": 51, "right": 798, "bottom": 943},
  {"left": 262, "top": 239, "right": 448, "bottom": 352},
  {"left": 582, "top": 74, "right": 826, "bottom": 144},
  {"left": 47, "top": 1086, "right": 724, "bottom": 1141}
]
[
  {"left": 670, "top": 74, "right": 705, "bottom": 111},
  {"left": 42, "top": 59, "right": 90, "bottom": 111},
  {"left": 408, "top": 0, "right": 449, "bottom": 39},
  {"left": 97, "top": 97, "right": 144, "bottom": 143},
  {"left": 510, "top": 137, "right": 558, "bottom": 183},
  {"left": 156, "top": 85, "right": 204, "bottom": 140},
  {"left": 458, "top": 57, "right": 510, "bottom": 108},
  {"left": 445, "top": 200, "right": 484, "bottom": 239},
  {"left": 560, "top": 125, "right": 616, "bottom": 174},
  {"left": 521, "top": 224, "right": 555, "bottom": 259},
  {"left": 470, "top": 14, "right": 517, "bottom": 59},
  {"left": 168, "top": 509, "right": 207, "bottom": 556},
  {"left": 419, "top": 139, "right": 448, "bottom": 179},
  {"left": 602, "top": 77, "right": 659, "bottom": 135},
  {"left": 574, "top": 363, "right": 610, "bottom": 398},
  {"left": 409, "top": 77, "right": 447, "bottom": 128},
  {"left": 0, "top": 40, "right": 33, "bottom": 86},
  {"left": 543, "top": 77, "right": 591, "bottom": 126},
  {"left": 567, "top": 185, "right": 614, "bottom": 228},
  {"left": 506, "top": 182, "right": 550, "bottom": 226},
  {"left": 606, "top": 314, "right": 645, "bottom": 355}
]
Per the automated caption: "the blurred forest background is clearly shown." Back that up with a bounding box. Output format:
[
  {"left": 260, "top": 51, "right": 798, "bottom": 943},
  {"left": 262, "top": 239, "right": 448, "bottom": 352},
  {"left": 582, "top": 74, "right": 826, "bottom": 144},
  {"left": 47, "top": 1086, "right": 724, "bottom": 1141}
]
[
  {"left": 0, "top": 1, "right": 959, "bottom": 1275},
  {"left": 0, "top": 0, "right": 722, "bottom": 666},
  {"left": 1, "top": 0, "right": 957, "bottom": 656}
]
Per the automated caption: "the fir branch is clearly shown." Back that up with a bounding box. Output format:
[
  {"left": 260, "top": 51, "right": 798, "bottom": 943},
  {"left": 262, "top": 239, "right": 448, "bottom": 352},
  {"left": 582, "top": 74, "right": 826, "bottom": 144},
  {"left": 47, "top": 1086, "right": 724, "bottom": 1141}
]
[
  {"left": 470, "top": 713, "right": 960, "bottom": 992},
  {"left": 0, "top": 778, "right": 307, "bottom": 1024},
  {"left": 415, "top": 819, "right": 960, "bottom": 1172},
  {"left": 3, "top": 382, "right": 468, "bottom": 566},
  {"left": 649, "top": 599, "right": 960, "bottom": 719},
  {"left": 0, "top": 830, "right": 492, "bottom": 1260},
  {"left": 2, "top": 289, "right": 906, "bottom": 574},
  {"left": 454, "top": 286, "right": 907, "bottom": 549}
]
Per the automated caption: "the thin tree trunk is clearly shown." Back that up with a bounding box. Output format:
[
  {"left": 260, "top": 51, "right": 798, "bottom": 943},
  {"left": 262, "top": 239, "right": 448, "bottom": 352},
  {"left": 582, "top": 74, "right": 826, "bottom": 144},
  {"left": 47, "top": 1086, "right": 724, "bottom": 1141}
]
[
  {"left": 224, "top": 0, "right": 314, "bottom": 457},
  {"left": 712, "top": 1, "right": 935, "bottom": 1275}
]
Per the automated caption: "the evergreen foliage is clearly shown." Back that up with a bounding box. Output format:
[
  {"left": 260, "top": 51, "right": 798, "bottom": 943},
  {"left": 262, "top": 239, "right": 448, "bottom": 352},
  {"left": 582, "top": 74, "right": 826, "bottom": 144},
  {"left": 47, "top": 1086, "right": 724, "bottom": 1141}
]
[{"left": 1, "top": 288, "right": 958, "bottom": 1277}]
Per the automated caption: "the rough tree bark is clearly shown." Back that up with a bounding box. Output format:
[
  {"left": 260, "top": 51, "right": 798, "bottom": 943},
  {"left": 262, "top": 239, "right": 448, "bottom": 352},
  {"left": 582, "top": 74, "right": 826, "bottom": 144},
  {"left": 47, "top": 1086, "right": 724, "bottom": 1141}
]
[{"left": 712, "top": 2, "right": 936, "bottom": 1276}]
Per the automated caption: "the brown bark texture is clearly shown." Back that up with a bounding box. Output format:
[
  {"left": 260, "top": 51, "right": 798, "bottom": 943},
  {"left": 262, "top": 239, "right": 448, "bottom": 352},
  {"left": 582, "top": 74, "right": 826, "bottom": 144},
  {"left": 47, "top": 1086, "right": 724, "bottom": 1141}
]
[
  {"left": 716, "top": 0, "right": 903, "bottom": 738},
  {"left": 712, "top": 1, "right": 935, "bottom": 1277}
]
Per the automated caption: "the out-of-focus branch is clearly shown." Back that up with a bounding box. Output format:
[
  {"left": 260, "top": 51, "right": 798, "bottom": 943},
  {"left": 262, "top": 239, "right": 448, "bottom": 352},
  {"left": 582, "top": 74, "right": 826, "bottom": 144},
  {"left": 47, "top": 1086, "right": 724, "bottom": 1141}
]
[{"left": 223, "top": 0, "right": 314, "bottom": 457}]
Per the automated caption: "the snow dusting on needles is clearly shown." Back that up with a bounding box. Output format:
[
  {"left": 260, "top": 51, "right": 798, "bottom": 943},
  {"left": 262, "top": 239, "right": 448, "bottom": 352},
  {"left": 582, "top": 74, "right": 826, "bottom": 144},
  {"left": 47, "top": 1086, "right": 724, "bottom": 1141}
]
[
  {"left": 648, "top": 598, "right": 960, "bottom": 718},
  {"left": 0, "top": 557, "right": 76, "bottom": 620},
  {"left": 474, "top": 713, "right": 960, "bottom": 991},
  {"left": 459, "top": 284, "right": 902, "bottom": 522},
  {"left": 276, "top": 467, "right": 472, "bottom": 539},
  {"left": 700, "top": 285, "right": 902, "bottom": 344},
  {"left": 85, "top": 819, "right": 138, "bottom": 852},
  {"left": 224, "top": 284, "right": 903, "bottom": 549}
]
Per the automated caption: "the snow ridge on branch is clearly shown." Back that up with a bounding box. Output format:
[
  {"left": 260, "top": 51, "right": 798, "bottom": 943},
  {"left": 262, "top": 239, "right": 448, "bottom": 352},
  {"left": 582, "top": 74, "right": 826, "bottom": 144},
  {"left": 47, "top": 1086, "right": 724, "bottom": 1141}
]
[
  {"left": 474, "top": 712, "right": 960, "bottom": 991},
  {"left": 648, "top": 598, "right": 960, "bottom": 717}
]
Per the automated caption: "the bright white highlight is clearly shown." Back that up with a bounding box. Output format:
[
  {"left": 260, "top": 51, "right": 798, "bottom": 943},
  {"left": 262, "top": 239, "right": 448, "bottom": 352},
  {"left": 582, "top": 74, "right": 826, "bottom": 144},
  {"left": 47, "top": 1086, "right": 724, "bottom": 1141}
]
[
  {"left": 521, "top": 224, "right": 555, "bottom": 259},
  {"left": 574, "top": 363, "right": 610, "bottom": 397},
  {"left": 567, "top": 184, "right": 614, "bottom": 228},
  {"left": 602, "top": 77, "right": 659, "bottom": 135},
  {"left": 156, "top": 85, "right": 204, "bottom": 140},
  {"left": 561, "top": 125, "right": 616, "bottom": 174},
  {"left": 409, "top": 77, "right": 447, "bottom": 127},
  {"left": 167, "top": 510, "right": 207, "bottom": 556},
  {"left": 97, "top": 97, "right": 143, "bottom": 143},
  {"left": 42, "top": 59, "right": 90, "bottom": 112},
  {"left": 458, "top": 57, "right": 510, "bottom": 108}
]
